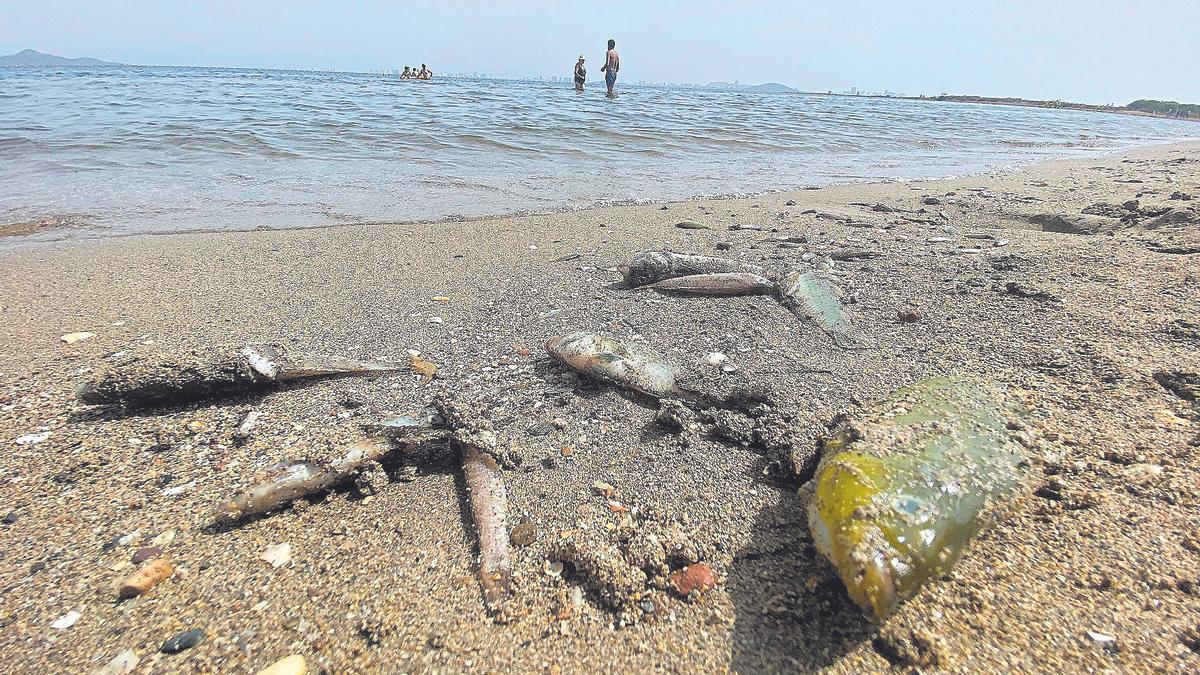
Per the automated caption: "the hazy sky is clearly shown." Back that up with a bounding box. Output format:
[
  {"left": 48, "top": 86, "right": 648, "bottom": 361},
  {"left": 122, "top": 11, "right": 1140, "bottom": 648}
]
[{"left": 3, "top": 1, "right": 1196, "bottom": 104}]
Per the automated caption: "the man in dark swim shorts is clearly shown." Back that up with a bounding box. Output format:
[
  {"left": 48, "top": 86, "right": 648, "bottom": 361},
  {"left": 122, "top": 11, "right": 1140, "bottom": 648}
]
[{"left": 601, "top": 39, "right": 619, "bottom": 98}]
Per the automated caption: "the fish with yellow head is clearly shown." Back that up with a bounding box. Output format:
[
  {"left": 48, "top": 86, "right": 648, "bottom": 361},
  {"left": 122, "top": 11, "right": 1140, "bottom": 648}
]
[{"left": 807, "top": 376, "right": 1029, "bottom": 620}]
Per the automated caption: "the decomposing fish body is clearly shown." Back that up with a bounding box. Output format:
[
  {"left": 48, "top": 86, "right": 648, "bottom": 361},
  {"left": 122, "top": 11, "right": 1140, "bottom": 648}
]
[
  {"left": 545, "top": 332, "right": 697, "bottom": 400},
  {"left": 620, "top": 251, "right": 765, "bottom": 288},
  {"left": 779, "top": 271, "right": 851, "bottom": 335},
  {"left": 77, "top": 345, "right": 403, "bottom": 406},
  {"left": 216, "top": 436, "right": 393, "bottom": 520},
  {"left": 641, "top": 272, "right": 777, "bottom": 296},
  {"left": 460, "top": 435, "right": 512, "bottom": 610},
  {"left": 807, "top": 376, "right": 1029, "bottom": 619},
  {"left": 365, "top": 407, "right": 448, "bottom": 438}
]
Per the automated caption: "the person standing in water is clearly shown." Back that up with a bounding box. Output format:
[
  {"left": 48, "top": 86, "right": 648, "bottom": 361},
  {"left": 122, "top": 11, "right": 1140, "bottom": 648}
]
[
  {"left": 573, "top": 55, "right": 586, "bottom": 91},
  {"left": 601, "top": 39, "right": 619, "bottom": 98}
]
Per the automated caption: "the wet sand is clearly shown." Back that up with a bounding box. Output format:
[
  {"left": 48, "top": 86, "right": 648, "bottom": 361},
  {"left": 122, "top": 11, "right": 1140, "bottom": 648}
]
[{"left": 1, "top": 142, "right": 1198, "bottom": 673}]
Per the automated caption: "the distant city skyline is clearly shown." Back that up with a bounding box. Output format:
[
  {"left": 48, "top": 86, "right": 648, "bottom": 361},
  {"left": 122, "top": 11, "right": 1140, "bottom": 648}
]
[{"left": 3, "top": 1, "right": 1198, "bottom": 104}]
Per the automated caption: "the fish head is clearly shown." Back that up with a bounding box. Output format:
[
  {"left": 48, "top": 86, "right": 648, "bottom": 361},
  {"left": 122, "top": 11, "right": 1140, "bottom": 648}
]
[
  {"left": 809, "top": 450, "right": 901, "bottom": 620},
  {"left": 623, "top": 251, "right": 670, "bottom": 287}
]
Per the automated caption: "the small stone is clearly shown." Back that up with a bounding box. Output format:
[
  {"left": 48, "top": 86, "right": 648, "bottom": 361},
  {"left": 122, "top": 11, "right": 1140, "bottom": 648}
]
[
  {"left": 703, "top": 352, "right": 728, "bottom": 367},
  {"left": 1121, "top": 199, "right": 1139, "bottom": 212},
  {"left": 544, "top": 560, "right": 564, "bottom": 577},
  {"left": 161, "top": 628, "right": 205, "bottom": 654},
  {"left": 2, "top": 511, "right": 17, "bottom": 525},
  {"left": 511, "top": 522, "right": 538, "bottom": 547},
  {"left": 527, "top": 423, "right": 556, "bottom": 437},
  {"left": 119, "top": 558, "right": 174, "bottom": 599},
  {"left": 61, "top": 332, "right": 95, "bottom": 344},
  {"left": 262, "top": 543, "right": 292, "bottom": 568},
  {"left": 427, "top": 316, "right": 443, "bottom": 324},
  {"left": 255, "top": 654, "right": 307, "bottom": 675},
  {"left": 592, "top": 481, "right": 617, "bottom": 498},
  {"left": 675, "top": 220, "right": 711, "bottom": 230},
  {"left": 117, "top": 532, "right": 140, "bottom": 546},
  {"left": 715, "top": 242, "right": 733, "bottom": 250},
  {"left": 785, "top": 200, "right": 796, "bottom": 206},
  {"left": 897, "top": 309, "right": 923, "bottom": 323},
  {"left": 922, "top": 196, "right": 941, "bottom": 205},
  {"left": 15, "top": 432, "right": 50, "bottom": 445},
  {"left": 670, "top": 563, "right": 717, "bottom": 597},
  {"left": 51, "top": 610, "right": 81, "bottom": 629},
  {"left": 131, "top": 546, "right": 162, "bottom": 564},
  {"left": 96, "top": 649, "right": 139, "bottom": 675}
]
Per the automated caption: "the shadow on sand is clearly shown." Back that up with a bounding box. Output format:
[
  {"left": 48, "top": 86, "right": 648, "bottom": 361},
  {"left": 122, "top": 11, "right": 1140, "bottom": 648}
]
[{"left": 726, "top": 483, "right": 873, "bottom": 671}]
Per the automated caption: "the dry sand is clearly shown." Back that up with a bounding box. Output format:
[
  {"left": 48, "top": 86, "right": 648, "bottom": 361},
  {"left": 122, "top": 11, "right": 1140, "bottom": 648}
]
[{"left": 1, "top": 142, "right": 1198, "bottom": 673}]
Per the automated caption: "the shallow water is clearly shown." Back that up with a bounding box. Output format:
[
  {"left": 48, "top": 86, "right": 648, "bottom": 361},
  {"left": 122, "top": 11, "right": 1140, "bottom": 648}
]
[{"left": 2, "top": 65, "right": 1197, "bottom": 242}]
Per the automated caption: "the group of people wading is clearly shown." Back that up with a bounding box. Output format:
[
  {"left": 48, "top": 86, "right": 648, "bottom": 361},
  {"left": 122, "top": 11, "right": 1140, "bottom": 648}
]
[
  {"left": 401, "top": 64, "right": 433, "bottom": 80},
  {"left": 574, "top": 38, "right": 620, "bottom": 98}
]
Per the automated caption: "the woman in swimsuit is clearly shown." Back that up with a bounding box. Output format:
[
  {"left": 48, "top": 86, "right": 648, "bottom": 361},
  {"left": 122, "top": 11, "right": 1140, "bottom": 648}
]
[{"left": 574, "top": 56, "right": 586, "bottom": 91}]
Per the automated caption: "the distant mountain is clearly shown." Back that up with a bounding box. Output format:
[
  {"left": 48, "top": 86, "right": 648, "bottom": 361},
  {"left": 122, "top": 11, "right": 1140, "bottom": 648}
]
[
  {"left": 0, "top": 49, "right": 120, "bottom": 66},
  {"left": 704, "top": 81, "right": 796, "bottom": 93}
]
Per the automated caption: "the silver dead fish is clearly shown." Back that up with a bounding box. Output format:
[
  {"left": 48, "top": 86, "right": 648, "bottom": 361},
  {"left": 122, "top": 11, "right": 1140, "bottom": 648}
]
[
  {"left": 545, "top": 332, "right": 700, "bottom": 400},
  {"left": 77, "top": 344, "right": 404, "bottom": 406},
  {"left": 620, "top": 251, "right": 765, "bottom": 288},
  {"left": 215, "top": 436, "right": 394, "bottom": 520},
  {"left": 641, "top": 272, "right": 777, "bottom": 296},
  {"left": 459, "top": 433, "right": 512, "bottom": 610}
]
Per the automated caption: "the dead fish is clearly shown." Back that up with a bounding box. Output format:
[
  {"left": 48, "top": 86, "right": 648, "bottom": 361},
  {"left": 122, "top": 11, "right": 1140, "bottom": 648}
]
[
  {"left": 640, "top": 272, "right": 777, "bottom": 296},
  {"left": 675, "top": 220, "right": 711, "bottom": 230},
  {"left": 215, "top": 436, "right": 394, "bottom": 520},
  {"left": 459, "top": 434, "right": 512, "bottom": 611},
  {"left": 545, "top": 332, "right": 700, "bottom": 400},
  {"left": 807, "top": 376, "right": 1029, "bottom": 620},
  {"left": 620, "top": 250, "right": 765, "bottom": 288},
  {"left": 77, "top": 344, "right": 404, "bottom": 406},
  {"left": 779, "top": 271, "right": 851, "bottom": 336}
]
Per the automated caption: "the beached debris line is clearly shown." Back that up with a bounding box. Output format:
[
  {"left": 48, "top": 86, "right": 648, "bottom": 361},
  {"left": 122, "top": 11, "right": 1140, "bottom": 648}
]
[
  {"left": 806, "top": 376, "right": 1031, "bottom": 619},
  {"left": 76, "top": 344, "right": 406, "bottom": 406}
]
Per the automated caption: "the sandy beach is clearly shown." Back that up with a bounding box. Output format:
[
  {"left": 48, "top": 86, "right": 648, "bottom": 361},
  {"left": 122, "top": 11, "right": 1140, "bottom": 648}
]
[{"left": 2, "top": 141, "right": 1199, "bottom": 673}]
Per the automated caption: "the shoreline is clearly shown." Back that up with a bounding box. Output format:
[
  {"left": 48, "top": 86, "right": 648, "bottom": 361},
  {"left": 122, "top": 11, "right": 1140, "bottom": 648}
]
[
  {"left": 1, "top": 142, "right": 1198, "bottom": 672},
  {"left": 5, "top": 139, "right": 1199, "bottom": 251}
]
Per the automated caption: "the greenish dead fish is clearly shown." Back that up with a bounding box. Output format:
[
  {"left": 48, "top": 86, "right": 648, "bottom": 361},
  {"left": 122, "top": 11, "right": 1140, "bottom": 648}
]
[
  {"left": 641, "top": 272, "right": 777, "bottom": 296},
  {"left": 76, "top": 344, "right": 404, "bottom": 406},
  {"left": 675, "top": 220, "right": 711, "bottom": 230},
  {"left": 779, "top": 271, "right": 851, "bottom": 336},
  {"left": 215, "top": 436, "right": 395, "bottom": 520},
  {"left": 620, "top": 250, "right": 765, "bottom": 288},
  {"left": 807, "top": 376, "right": 1029, "bottom": 620},
  {"left": 545, "top": 332, "right": 700, "bottom": 400}
]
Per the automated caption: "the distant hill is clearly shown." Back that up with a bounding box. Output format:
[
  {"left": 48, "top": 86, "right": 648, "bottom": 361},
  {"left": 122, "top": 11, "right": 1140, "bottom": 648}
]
[
  {"left": 1126, "top": 99, "right": 1199, "bottom": 119},
  {"left": 0, "top": 49, "right": 120, "bottom": 66},
  {"left": 704, "top": 81, "right": 796, "bottom": 93}
]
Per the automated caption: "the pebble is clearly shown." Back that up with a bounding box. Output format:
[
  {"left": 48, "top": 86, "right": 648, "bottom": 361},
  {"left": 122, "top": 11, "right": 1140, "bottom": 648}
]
[
  {"left": 119, "top": 558, "right": 174, "bottom": 599},
  {"left": 161, "top": 628, "right": 205, "bottom": 654},
  {"left": 702, "top": 352, "right": 728, "bottom": 367},
  {"left": 15, "top": 432, "right": 50, "bottom": 445},
  {"left": 131, "top": 546, "right": 162, "bottom": 564},
  {"left": 2, "top": 511, "right": 16, "bottom": 525},
  {"left": 117, "top": 532, "right": 141, "bottom": 546},
  {"left": 897, "top": 309, "right": 924, "bottom": 323},
  {"left": 61, "top": 331, "right": 95, "bottom": 344},
  {"left": 544, "top": 560, "right": 564, "bottom": 577},
  {"left": 670, "top": 564, "right": 717, "bottom": 597},
  {"left": 51, "top": 610, "right": 81, "bottom": 629},
  {"left": 511, "top": 522, "right": 538, "bottom": 547},
  {"left": 262, "top": 542, "right": 292, "bottom": 568},
  {"left": 96, "top": 650, "right": 139, "bottom": 675},
  {"left": 715, "top": 242, "right": 733, "bottom": 250},
  {"left": 427, "top": 316, "right": 444, "bottom": 324},
  {"left": 956, "top": 247, "right": 984, "bottom": 254},
  {"left": 801, "top": 252, "right": 816, "bottom": 262},
  {"left": 255, "top": 654, "right": 307, "bottom": 675}
]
